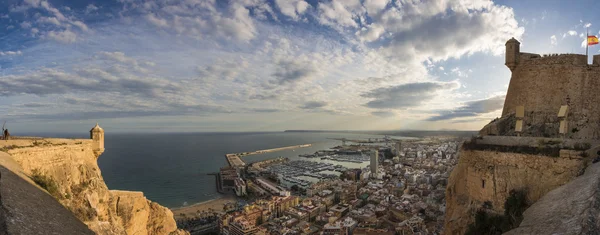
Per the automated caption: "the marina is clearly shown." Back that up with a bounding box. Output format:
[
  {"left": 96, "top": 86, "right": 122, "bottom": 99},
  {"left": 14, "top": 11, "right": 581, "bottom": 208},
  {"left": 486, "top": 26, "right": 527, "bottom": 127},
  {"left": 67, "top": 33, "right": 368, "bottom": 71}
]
[
  {"left": 265, "top": 160, "right": 348, "bottom": 189},
  {"left": 319, "top": 154, "right": 369, "bottom": 163}
]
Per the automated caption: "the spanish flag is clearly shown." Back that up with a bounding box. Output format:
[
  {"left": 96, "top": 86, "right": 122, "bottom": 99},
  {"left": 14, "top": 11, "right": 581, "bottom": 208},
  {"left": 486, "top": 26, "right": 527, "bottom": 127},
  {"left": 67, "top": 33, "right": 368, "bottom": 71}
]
[{"left": 588, "top": 35, "right": 599, "bottom": 45}]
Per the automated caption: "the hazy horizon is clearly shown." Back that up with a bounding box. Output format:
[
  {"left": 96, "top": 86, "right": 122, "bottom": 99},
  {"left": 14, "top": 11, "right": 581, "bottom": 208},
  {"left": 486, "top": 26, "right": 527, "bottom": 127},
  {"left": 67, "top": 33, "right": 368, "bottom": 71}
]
[{"left": 9, "top": 128, "right": 479, "bottom": 136}]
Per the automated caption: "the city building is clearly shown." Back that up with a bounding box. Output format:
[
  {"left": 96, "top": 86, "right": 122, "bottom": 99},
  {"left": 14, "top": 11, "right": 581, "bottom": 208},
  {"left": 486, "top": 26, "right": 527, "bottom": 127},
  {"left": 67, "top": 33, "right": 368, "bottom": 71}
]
[
  {"left": 216, "top": 136, "right": 461, "bottom": 235},
  {"left": 322, "top": 217, "right": 357, "bottom": 235},
  {"left": 370, "top": 150, "right": 378, "bottom": 178},
  {"left": 235, "top": 178, "right": 247, "bottom": 196},
  {"left": 229, "top": 218, "right": 259, "bottom": 235},
  {"left": 274, "top": 196, "right": 300, "bottom": 217}
]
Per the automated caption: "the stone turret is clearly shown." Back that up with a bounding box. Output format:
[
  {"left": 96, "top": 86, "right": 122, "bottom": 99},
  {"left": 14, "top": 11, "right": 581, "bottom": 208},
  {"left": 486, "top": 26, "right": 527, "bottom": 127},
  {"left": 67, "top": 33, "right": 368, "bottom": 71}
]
[
  {"left": 90, "top": 123, "right": 104, "bottom": 158},
  {"left": 505, "top": 37, "right": 520, "bottom": 71}
]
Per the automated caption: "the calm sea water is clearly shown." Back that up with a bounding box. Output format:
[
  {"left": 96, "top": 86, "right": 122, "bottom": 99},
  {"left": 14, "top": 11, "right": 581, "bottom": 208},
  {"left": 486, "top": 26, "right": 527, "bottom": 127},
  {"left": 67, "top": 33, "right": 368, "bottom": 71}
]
[{"left": 96, "top": 132, "right": 392, "bottom": 208}]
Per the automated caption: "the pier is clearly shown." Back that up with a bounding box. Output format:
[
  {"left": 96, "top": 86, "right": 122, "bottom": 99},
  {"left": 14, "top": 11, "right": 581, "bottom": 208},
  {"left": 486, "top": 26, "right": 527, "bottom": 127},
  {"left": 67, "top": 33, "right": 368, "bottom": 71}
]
[{"left": 225, "top": 144, "right": 312, "bottom": 169}]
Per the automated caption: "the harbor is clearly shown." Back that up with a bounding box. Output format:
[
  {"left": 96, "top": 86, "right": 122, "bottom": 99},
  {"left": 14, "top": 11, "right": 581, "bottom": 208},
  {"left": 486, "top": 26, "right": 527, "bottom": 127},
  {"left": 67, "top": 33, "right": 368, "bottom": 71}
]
[
  {"left": 225, "top": 144, "right": 312, "bottom": 169},
  {"left": 302, "top": 153, "right": 369, "bottom": 163},
  {"left": 265, "top": 160, "right": 343, "bottom": 188}
]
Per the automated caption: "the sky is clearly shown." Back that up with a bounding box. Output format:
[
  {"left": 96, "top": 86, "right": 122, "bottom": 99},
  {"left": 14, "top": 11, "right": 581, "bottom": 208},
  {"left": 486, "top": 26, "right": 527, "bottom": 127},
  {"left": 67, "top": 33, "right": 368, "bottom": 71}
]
[{"left": 0, "top": 0, "right": 597, "bottom": 133}]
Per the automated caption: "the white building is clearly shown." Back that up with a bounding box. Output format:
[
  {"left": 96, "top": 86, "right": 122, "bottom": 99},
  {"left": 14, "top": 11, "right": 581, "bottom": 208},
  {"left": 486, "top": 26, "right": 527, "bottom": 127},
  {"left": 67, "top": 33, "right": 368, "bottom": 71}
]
[
  {"left": 370, "top": 150, "right": 378, "bottom": 178},
  {"left": 234, "top": 178, "right": 247, "bottom": 196}
]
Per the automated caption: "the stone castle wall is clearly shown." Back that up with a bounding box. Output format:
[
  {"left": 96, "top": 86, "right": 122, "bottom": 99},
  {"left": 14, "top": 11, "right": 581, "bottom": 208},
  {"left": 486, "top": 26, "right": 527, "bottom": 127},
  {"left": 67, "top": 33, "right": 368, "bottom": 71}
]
[
  {"left": 445, "top": 39, "right": 600, "bottom": 234},
  {"left": 444, "top": 149, "right": 586, "bottom": 234},
  {"left": 501, "top": 52, "right": 600, "bottom": 139}
]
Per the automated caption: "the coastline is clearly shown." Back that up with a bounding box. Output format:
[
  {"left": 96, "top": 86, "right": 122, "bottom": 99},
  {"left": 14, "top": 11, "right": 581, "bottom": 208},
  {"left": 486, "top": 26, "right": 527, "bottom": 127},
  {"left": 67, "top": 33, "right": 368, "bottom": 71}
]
[
  {"left": 171, "top": 195, "right": 237, "bottom": 220},
  {"left": 228, "top": 143, "right": 312, "bottom": 158}
]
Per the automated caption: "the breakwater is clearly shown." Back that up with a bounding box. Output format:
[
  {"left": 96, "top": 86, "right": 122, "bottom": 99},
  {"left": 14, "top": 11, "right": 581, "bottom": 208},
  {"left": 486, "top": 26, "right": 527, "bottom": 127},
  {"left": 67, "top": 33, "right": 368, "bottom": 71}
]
[{"left": 225, "top": 144, "right": 311, "bottom": 168}]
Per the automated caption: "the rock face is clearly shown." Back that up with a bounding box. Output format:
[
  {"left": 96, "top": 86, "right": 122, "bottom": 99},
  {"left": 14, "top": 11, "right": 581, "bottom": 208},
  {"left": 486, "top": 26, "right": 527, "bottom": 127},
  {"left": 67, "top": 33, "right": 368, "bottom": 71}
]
[
  {"left": 0, "top": 154, "right": 94, "bottom": 235},
  {"left": 444, "top": 148, "right": 586, "bottom": 235},
  {"left": 504, "top": 162, "right": 600, "bottom": 235},
  {"left": 1, "top": 139, "right": 187, "bottom": 235}
]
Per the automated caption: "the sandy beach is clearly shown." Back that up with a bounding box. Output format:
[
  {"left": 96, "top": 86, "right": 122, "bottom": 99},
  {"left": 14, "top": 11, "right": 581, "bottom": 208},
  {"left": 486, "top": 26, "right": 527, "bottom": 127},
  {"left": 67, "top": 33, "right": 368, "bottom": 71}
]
[{"left": 171, "top": 195, "right": 237, "bottom": 220}]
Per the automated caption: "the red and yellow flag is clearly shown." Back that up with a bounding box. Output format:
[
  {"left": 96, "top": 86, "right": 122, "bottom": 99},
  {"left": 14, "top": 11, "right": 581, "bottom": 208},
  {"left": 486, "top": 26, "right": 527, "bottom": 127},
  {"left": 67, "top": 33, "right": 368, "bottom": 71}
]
[{"left": 588, "top": 35, "right": 599, "bottom": 45}]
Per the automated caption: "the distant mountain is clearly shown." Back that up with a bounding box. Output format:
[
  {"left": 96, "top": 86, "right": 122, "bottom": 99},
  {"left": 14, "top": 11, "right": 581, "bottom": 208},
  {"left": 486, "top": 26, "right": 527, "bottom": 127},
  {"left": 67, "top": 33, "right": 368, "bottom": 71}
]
[{"left": 284, "top": 130, "right": 477, "bottom": 138}]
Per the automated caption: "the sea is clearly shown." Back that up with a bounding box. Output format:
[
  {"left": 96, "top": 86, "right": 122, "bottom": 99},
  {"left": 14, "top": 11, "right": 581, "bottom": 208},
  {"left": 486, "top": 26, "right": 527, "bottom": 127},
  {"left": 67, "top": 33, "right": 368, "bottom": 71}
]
[{"left": 54, "top": 132, "right": 399, "bottom": 208}]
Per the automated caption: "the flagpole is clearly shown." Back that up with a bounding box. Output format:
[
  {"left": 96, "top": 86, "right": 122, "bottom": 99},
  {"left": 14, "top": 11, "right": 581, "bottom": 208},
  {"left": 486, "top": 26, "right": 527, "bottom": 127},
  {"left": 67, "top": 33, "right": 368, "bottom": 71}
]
[{"left": 586, "top": 27, "right": 589, "bottom": 60}]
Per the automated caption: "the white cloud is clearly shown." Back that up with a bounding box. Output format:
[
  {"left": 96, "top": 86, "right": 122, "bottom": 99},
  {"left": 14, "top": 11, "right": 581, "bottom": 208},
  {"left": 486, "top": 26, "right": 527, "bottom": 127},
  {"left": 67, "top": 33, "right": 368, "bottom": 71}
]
[
  {"left": 568, "top": 30, "right": 577, "bottom": 36},
  {"left": 550, "top": 35, "right": 557, "bottom": 45},
  {"left": 363, "top": 0, "right": 389, "bottom": 15},
  {"left": 317, "top": 0, "right": 361, "bottom": 28},
  {"left": 129, "top": 0, "right": 258, "bottom": 41},
  {"left": 12, "top": 0, "right": 88, "bottom": 43},
  {"left": 296, "top": 1, "right": 309, "bottom": 14},
  {"left": 197, "top": 58, "right": 249, "bottom": 82},
  {"left": 97, "top": 51, "right": 155, "bottom": 73},
  {"left": 356, "top": 23, "right": 385, "bottom": 42},
  {"left": 20, "top": 21, "right": 32, "bottom": 28},
  {"left": 427, "top": 95, "right": 505, "bottom": 121},
  {"left": 145, "top": 14, "right": 169, "bottom": 28},
  {"left": 361, "top": 81, "right": 460, "bottom": 109},
  {"left": 275, "top": 0, "right": 310, "bottom": 20},
  {"left": 0, "top": 51, "right": 23, "bottom": 56},
  {"left": 46, "top": 29, "right": 77, "bottom": 43},
  {"left": 71, "top": 21, "right": 89, "bottom": 31},
  {"left": 0, "top": 0, "right": 526, "bottom": 131},
  {"left": 451, "top": 67, "right": 468, "bottom": 77},
  {"left": 85, "top": 4, "right": 99, "bottom": 14},
  {"left": 312, "top": 0, "right": 524, "bottom": 64},
  {"left": 37, "top": 17, "right": 61, "bottom": 26}
]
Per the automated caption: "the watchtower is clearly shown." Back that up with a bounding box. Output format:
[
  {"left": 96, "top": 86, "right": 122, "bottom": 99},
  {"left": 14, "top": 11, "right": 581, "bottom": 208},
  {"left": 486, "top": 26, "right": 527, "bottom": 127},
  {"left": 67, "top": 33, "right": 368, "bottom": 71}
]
[
  {"left": 505, "top": 37, "right": 520, "bottom": 71},
  {"left": 90, "top": 123, "right": 105, "bottom": 158}
]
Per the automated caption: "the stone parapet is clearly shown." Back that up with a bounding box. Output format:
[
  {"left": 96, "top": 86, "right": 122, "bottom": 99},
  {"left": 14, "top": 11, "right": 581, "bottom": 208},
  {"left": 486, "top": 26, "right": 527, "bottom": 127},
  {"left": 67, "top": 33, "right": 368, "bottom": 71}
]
[{"left": 444, "top": 149, "right": 586, "bottom": 234}]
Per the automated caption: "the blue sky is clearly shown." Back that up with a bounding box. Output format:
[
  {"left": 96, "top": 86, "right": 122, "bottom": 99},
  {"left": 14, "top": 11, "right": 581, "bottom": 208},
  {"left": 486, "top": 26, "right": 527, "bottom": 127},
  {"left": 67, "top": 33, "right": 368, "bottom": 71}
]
[{"left": 0, "top": 0, "right": 596, "bottom": 133}]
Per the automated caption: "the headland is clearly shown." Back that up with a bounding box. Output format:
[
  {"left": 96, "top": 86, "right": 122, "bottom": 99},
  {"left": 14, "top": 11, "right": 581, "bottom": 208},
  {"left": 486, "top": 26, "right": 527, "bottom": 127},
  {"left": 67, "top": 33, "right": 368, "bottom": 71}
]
[{"left": 0, "top": 126, "right": 188, "bottom": 235}]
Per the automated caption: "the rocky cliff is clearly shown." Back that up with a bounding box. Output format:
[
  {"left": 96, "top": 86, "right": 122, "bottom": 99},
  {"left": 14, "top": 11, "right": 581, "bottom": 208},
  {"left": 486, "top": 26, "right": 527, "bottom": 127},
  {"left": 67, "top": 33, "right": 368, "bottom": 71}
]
[
  {"left": 504, "top": 161, "right": 600, "bottom": 235},
  {"left": 0, "top": 152, "right": 94, "bottom": 235},
  {"left": 444, "top": 137, "right": 590, "bottom": 234},
  {"left": 0, "top": 138, "right": 187, "bottom": 235}
]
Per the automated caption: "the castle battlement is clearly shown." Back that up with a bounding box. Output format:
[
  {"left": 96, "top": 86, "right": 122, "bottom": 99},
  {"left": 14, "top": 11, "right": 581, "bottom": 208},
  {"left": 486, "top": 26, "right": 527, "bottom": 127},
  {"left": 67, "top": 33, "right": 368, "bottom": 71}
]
[
  {"left": 481, "top": 38, "right": 600, "bottom": 139},
  {"left": 519, "top": 53, "right": 587, "bottom": 66},
  {"left": 505, "top": 38, "right": 600, "bottom": 69}
]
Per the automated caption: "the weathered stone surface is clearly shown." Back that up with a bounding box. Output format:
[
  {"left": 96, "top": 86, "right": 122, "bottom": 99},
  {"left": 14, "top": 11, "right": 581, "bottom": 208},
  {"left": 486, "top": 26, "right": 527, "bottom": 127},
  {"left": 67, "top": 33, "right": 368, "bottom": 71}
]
[
  {"left": 444, "top": 149, "right": 586, "bottom": 235},
  {"left": 502, "top": 52, "right": 600, "bottom": 139},
  {"left": 112, "top": 190, "right": 150, "bottom": 235},
  {"left": 0, "top": 152, "right": 94, "bottom": 235},
  {"left": 147, "top": 201, "right": 186, "bottom": 235},
  {"left": 446, "top": 39, "right": 600, "bottom": 235},
  {"left": 504, "top": 162, "right": 600, "bottom": 235},
  {"left": 0, "top": 139, "right": 188, "bottom": 235}
]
